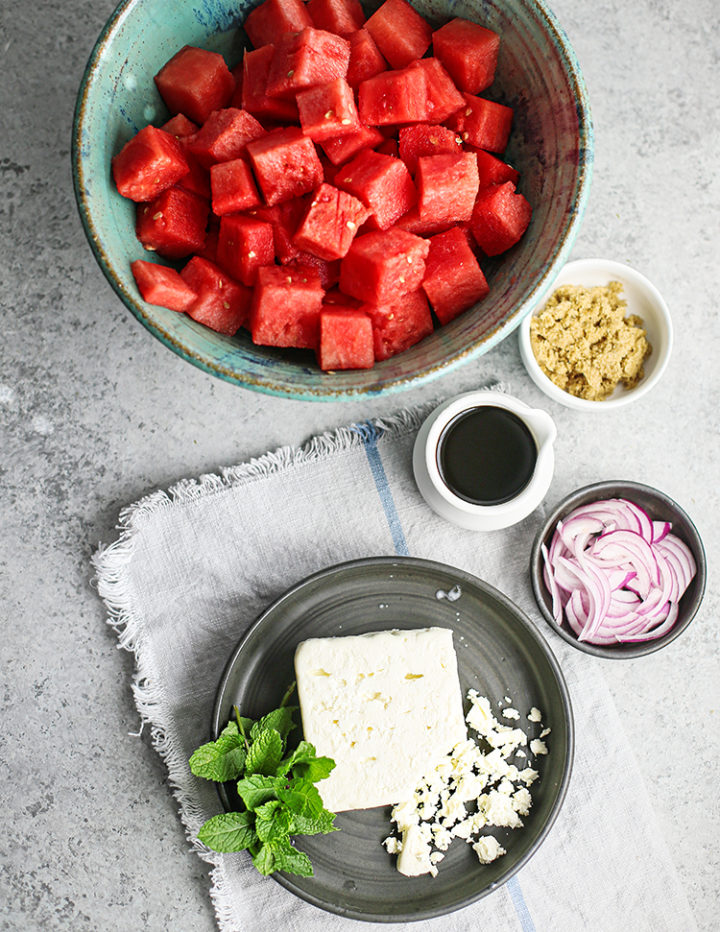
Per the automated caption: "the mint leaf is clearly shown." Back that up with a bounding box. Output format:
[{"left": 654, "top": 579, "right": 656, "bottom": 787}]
[
  {"left": 293, "top": 755, "right": 335, "bottom": 783},
  {"left": 290, "top": 807, "right": 338, "bottom": 836},
  {"left": 251, "top": 706, "right": 297, "bottom": 744},
  {"left": 189, "top": 722, "right": 247, "bottom": 783},
  {"left": 236, "top": 774, "right": 285, "bottom": 811},
  {"left": 255, "top": 800, "right": 292, "bottom": 844},
  {"left": 197, "top": 812, "right": 257, "bottom": 853},
  {"left": 245, "top": 728, "right": 283, "bottom": 776},
  {"left": 277, "top": 778, "right": 324, "bottom": 819},
  {"left": 253, "top": 839, "right": 313, "bottom": 877}
]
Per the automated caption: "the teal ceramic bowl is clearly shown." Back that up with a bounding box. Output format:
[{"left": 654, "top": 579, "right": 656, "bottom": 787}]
[{"left": 72, "top": 0, "right": 593, "bottom": 401}]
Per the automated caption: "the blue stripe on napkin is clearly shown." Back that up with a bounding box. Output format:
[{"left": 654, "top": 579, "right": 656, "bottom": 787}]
[{"left": 360, "top": 423, "right": 537, "bottom": 932}]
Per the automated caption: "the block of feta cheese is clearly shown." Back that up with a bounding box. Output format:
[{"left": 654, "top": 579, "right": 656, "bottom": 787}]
[{"left": 294, "top": 627, "right": 467, "bottom": 812}]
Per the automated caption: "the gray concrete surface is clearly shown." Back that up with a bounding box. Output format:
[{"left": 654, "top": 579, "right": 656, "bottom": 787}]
[{"left": 1, "top": 0, "right": 718, "bottom": 929}]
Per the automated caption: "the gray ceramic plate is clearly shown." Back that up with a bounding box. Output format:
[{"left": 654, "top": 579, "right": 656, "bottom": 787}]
[{"left": 213, "top": 557, "right": 574, "bottom": 922}]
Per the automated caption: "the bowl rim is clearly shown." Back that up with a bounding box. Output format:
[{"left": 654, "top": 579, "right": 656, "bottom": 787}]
[
  {"left": 518, "top": 258, "right": 674, "bottom": 410},
  {"left": 530, "top": 480, "right": 707, "bottom": 658},
  {"left": 72, "top": 0, "right": 595, "bottom": 401}
]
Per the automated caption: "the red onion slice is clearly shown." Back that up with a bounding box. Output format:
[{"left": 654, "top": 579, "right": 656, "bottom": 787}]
[{"left": 542, "top": 497, "right": 696, "bottom": 647}]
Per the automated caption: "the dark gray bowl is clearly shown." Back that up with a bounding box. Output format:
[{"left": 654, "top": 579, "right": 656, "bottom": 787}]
[{"left": 530, "top": 481, "right": 707, "bottom": 658}]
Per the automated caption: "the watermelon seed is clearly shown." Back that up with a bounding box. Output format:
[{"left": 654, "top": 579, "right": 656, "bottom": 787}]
[
  {"left": 399, "top": 276, "right": 405, "bottom": 284},
  {"left": 462, "top": 133, "right": 469, "bottom": 141},
  {"left": 325, "top": 110, "right": 334, "bottom": 119},
  {"left": 346, "top": 220, "right": 356, "bottom": 230},
  {"left": 143, "top": 207, "right": 149, "bottom": 214},
  {"left": 248, "top": 250, "right": 256, "bottom": 258},
  {"left": 223, "top": 302, "right": 230, "bottom": 309},
  {"left": 465, "top": 108, "right": 472, "bottom": 116},
  {"left": 153, "top": 212, "right": 163, "bottom": 220},
  {"left": 218, "top": 280, "right": 224, "bottom": 288},
  {"left": 287, "top": 70, "right": 295, "bottom": 78},
  {"left": 144, "top": 245, "right": 156, "bottom": 251},
  {"left": 340, "top": 119, "right": 352, "bottom": 125},
  {"left": 302, "top": 278, "right": 307, "bottom": 283},
  {"left": 407, "top": 256, "right": 413, "bottom": 263}
]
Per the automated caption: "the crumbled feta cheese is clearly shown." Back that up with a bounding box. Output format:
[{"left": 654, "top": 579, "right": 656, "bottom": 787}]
[
  {"left": 477, "top": 790, "right": 523, "bottom": 828},
  {"left": 385, "top": 692, "right": 547, "bottom": 877},
  {"left": 503, "top": 696, "right": 512, "bottom": 704},
  {"left": 528, "top": 707, "right": 543, "bottom": 723},
  {"left": 540, "top": 727, "right": 551, "bottom": 738},
  {"left": 473, "top": 835, "right": 506, "bottom": 864}
]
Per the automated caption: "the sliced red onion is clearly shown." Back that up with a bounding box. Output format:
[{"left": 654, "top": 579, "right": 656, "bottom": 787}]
[{"left": 542, "top": 498, "right": 696, "bottom": 647}]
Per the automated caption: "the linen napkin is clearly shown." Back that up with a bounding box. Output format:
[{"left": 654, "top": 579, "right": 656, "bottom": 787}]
[{"left": 94, "top": 402, "right": 696, "bottom": 932}]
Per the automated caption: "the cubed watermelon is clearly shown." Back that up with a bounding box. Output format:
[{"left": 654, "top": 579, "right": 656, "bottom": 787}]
[
  {"left": 112, "top": 126, "right": 189, "bottom": 202},
  {"left": 318, "top": 309, "right": 374, "bottom": 370},
  {"left": 407, "top": 58, "right": 464, "bottom": 124},
  {"left": 296, "top": 78, "right": 361, "bottom": 141},
  {"left": 365, "top": 0, "right": 432, "bottom": 69},
  {"left": 320, "top": 125, "right": 384, "bottom": 165},
  {"left": 244, "top": 0, "right": 313, "bottom": 48},
  {"left": 394, "top": 205, "right": 456, "bottom": 236},
  {"left": 181, "top": 256, "right": 251, "bottom": 334},
  {"left": 176, "top": 149, "right": 212, "bottom": 200},
  {"left": 246, "top": 127, "right": 324, "bottom": 205},
  {"left": 346, "top": 29, "right": 387, "bottom": 89},
  {"left": 287, "top": 253, "right": 341, "bottom": 288},
  {"left": 131, "top": 259, "right": 198, "bottom": 311},
  {"left": 470, "top": 181, "right": 532, "bottom": 255},
  {"left": 473, "top": 148, "right": 520, "bottom": 188},
  {"left": 398, "top": 124, "right": 462, "bottom": 175},
  {"left": 421, "top": 226, "right": 489, "bottom": 323},
  {"left": 432, "top": 18, "right": 500, "bottom": 94},
  {"left": 210, "top": 158, "right": 261, "bottom": 215},
  {"left": 363, "top": 288, "right": 433, "bottom": 360},
  {"left": 247, "top": 197, "right": 309, "bottom": 262},
  {"left": 357, "top": 66, "right": 429, "bottom": 126},
  {"left": 335, "top": 149, "right": 416, "bottom": 230},
  {"left": 294, "top": 183, "right": 370, "bottom": 260},
  {"left": 376, "top": 138, "right": 399, "bottom": 158},
  {"left": 446, "top": 94, "right": 513, "bottom": 153},
  {"left": 250, "top": 265, "right": 325, "bottom": 348},
  {"left": 136, "top": 186, "right": 208, "bottom": 259},
  {"left": 216, "top": 214, "right": 275, "bottom": 285},
  {"left": 266, "top": 28, "right": 351, "bottom": 99},
  {"left": 240, "top": 46, "right": 299, "bottom": 123},
  {"left": 186, "top": 108, "right": 266, "bottom": 167},
  {"left": 154, "top": 46, "right": 235, "bottom": 125},
  {"left": 339, "top": 227, "right": 429, "bottom": 304},
  {"left": 307, "top": 0, "right": 366, "bottom": 36},
  {"left": 160, "top": 113, "right": 199, "bottom": 138},
  {"left": 416, "top": 151, "right": 479, "bottom": 228}
]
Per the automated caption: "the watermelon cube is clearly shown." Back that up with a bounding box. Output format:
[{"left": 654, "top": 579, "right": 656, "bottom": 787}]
[
  {"left": 136, "top": 186, "right": 208, "bottom": 259},
  {"left": 294, "top": 183, "right": 370, "bottom": 260},
  {"left": 363, "top": 289, "right": 433, "bottom": 360},
  {"left": 176, "top": 149, "right": 211, "bottom": 200},
  {"left": 296, "top": 78, "right": 361, "bottom": 141},
  {"left": 210, "top": 159, "right": 261, "bottom": 215},
  {"left": 346, "top": 29, "right": 387, "bottom": 89},
  {"left": 154, "top": 46, "right": 235, "bottom": 125},
  {"left": 473, "top": 148, "right": 520, "bottom": 188},
  {"left": 240, "top": 46, "right": 299, "bottom": 123},
  {"left": 365, "top": 0, "right": 432, "bottom": 69},
  {"left": 358, "top": 66, "right": 429, "bottom": 126},
  {"left": 407, "top": 58, "right": 464, "bottom": 124},
  {"left": 318, "top": 309, "right": 374, "bottom": 370},
  {"left": 250, "top": 265, "right": 325, "bottom": 348},
  {"left": 339, "top": 228, "right": 429, "bottom": 304},
  {"left": 216, "top": 214, "right": 274, "bottom": 285},
  {"left": 307, "top": 0, "right": 366, "bottom": 37},
  {"left": 180, "top": 256, "right": 251, "bottom": 334},
  {"left": 131, "top": 259, "right": 198, "bottom": 312},
  {"left": 266, "top": 28, "right": 351, "bottom": 100},
  {"left": 432, "top": 18, "right": 500, "bottom": 94},
  {"left": 160, "top": 113, "right": 198, "bottom": 138},
  {"left": 243, "top": 0, "right": 313, "bottom": 48},
  {"left": 376, "top": 138, "right": 399, "bottom": 158},
  {"left": 186, "top": 108, "right": 266, "bottom": 167},
  {"left": 246, "top": 127, "right": 324, "bottom": 205},
  {"left": 287, "top": 253, "right": 341, "bottom": 288},
  {"left": 398, "top": 124, "right": 462, "bottom": 175},
  {"left": 416, "top": 151, "right": 479, "bottom": 227},
  {"left": 447, "top": 94, "right": 513, "bottom": 153},
  {"left": 421, "top": 226, "right": 489, "bottom": 324},
  {"left": 394, "top": 205, "right": 454, "bottom": 237},
  {"left": 247, "top": 197, "right": 308, "bottom": 262},
  {"left": 112, "top": 126, "right": 189, "bottom": 202},
  {"left": 320, "top": 125, "right": 384, "bottom": 165},
  {"left": 335, "top": 149, "right": 416, "bottom": 230},
  {"left": 470, "top": 181, "right": 532, "bottom": 255}
]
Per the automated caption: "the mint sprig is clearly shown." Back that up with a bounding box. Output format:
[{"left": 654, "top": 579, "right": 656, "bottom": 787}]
[{"left": 189, "top": 684, "right": 338, "bottom": 877}]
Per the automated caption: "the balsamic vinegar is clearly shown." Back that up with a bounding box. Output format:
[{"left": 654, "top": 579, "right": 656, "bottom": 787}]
[{"left": 437, "top": 406, "right": 537, "bottom": 506}]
